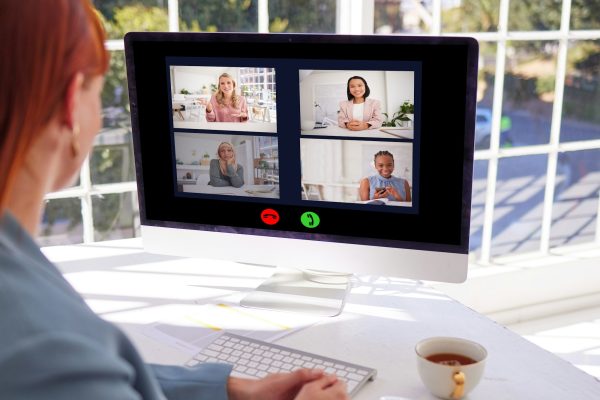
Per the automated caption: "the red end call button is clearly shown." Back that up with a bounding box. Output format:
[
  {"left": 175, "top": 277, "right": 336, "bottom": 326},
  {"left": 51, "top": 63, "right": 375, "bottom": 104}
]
[{"left": 260, "top": 209, "right": 280, "bottom": 225}]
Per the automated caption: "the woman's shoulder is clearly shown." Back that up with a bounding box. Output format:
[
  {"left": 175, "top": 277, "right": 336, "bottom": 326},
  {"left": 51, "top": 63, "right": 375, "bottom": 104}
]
[
  {"left": 367, "top": 175, "right": 381, "bottom": 183},
  {"left": 366, "top": 98, "right": 381, "bottom": 106}
]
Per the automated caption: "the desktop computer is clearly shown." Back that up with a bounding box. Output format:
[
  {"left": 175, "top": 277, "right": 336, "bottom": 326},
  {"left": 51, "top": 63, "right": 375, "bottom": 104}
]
[{"left": 125, "top": 32, "right": 478, "bottom": 317}]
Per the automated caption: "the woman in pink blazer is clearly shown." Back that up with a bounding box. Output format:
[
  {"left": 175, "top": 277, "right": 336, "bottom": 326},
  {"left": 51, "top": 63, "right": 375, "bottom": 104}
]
[{"left": 337, "top": 76, "right": 383, "bottom": 130}]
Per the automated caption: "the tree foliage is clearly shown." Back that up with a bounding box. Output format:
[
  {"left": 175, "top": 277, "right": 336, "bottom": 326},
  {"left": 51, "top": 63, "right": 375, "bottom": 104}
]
[
  {"left": 268, "top": 0, "right": 335, "bottom": 33},
  {"left": 508, "top": 0, "right": 562, "bottom": 31},
  {"left": 442, "top": 0, "right": 500, "bottom": 32},
  {"left": 179, "top": 0, "right": 257, "bottom": 32}
]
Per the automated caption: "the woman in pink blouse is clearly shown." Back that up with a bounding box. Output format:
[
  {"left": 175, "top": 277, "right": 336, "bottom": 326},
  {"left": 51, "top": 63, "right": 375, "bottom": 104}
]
[{"left": 200, "top": 73, "right": 249, "bottom": 122}]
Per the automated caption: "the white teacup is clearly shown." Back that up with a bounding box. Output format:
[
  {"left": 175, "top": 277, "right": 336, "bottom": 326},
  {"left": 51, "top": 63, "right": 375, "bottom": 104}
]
[
  {"left": 415, "top": 337, "right": 487, "bottom": 400},
  {"left": 301, "top": 119, "right": 315, "bottom": 130}
]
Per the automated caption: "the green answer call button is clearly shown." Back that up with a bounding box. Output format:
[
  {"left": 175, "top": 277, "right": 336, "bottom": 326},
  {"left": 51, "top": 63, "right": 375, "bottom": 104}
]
[{"left": 300, "top": 211, "right": 320, "bottom": 228}]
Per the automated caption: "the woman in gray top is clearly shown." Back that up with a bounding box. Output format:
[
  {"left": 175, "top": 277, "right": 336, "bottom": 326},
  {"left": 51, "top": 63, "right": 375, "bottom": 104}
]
[
  {"left": 0, "top": 1, "right": 347, "bottom": 399},
  {"left": 209, "top": 142, "right": 245, "bottom": 188}
]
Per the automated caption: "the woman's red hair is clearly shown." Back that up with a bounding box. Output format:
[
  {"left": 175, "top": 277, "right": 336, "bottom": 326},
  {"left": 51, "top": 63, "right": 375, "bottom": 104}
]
[{"left": 0, "top": 0, "right": 109, "bottom": 213}]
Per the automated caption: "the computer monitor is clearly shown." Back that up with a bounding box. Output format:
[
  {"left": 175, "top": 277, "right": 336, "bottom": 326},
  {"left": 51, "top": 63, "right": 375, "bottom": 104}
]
[{"left": 125, "top": 33, "right": 478, "bottom": 316}]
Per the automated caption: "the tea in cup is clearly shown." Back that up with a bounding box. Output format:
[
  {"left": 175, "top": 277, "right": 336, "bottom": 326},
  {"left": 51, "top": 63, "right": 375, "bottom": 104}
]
[{"left": 415, "top": 337, "right": 487, "bottom": 399}]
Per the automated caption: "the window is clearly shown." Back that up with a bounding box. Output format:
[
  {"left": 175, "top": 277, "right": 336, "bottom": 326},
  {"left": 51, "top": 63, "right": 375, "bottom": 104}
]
[
  {"left": 239, "top": 68, "right": 277, "bottom": 123},
  {"left": 42, "top": 1, "right": 600, "bottom": 267}
]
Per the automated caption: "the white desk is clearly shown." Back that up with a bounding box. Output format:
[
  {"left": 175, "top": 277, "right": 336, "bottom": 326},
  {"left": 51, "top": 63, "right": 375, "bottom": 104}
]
[
  {"left": 302, "top": 125, "right": 414, "bottom": 139},
  {"left": 45, "top": 239, "right": 600, "bottom": 400},
  {"left": 183, "top": 184, "right": 279, "bottom": 198},
  {"left": 174, "top": 120, "right": 277, "bottom": 133},
  {"left": 355, "top": 199, "right": 413, "bottom": 207}
]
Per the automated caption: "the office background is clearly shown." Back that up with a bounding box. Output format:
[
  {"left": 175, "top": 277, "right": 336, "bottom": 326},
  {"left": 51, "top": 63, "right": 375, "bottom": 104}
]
[{"left": 41, "top": 0, "right": 600, "bottom": 376}]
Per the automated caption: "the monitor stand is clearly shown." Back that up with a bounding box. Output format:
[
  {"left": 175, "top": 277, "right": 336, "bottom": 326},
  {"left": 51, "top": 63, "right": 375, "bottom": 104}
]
[{"left": 240, "top": 267, "right": 352, "bottom": 317}]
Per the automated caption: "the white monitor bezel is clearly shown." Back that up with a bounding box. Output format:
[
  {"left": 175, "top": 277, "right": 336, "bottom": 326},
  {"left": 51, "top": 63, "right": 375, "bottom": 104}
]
[{"left": 142, "top": 225, "right": 468, "bottom": 283}]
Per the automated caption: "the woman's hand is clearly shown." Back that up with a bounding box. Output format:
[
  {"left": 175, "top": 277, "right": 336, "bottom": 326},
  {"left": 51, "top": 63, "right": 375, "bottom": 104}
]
[
  {"left": 294, "top": 374, "right": 348, "bottom": 400},
  {"left": 197, "top": 98, "right": 212, "bottom": 112},
  {"left": 385, "top": 185, "right": 402, "bottom": 200},
  {"left": 231, "top": 112, "right": 247, "bottom": 119},
  {"left": 373, "top": 187, "right": 388, "bottom": 199},
  {"left": 346, "top": 120, "right": 369, "bottom": 131},
  {"left": 227, "top": 369, "right": 347, "bottom": 400},
  {"left": 226, "top": 157, "right": 237, "bottom": 166}
]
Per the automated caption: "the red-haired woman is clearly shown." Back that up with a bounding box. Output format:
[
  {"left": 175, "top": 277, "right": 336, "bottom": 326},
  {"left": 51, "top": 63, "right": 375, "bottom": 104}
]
[{"left": 0, "top": 1, "right": 347, "bottom": 399}]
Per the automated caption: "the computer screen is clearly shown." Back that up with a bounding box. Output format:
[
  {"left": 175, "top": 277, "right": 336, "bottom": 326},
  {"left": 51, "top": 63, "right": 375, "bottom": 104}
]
[{"left": 125, "top": 33, "right": 477, "bottom": 313}]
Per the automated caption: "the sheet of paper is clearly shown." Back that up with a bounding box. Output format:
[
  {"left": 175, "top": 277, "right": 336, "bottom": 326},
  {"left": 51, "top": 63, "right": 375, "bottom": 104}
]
[{"left": 140, "top": 301, "right": 322, "bottom": 355}]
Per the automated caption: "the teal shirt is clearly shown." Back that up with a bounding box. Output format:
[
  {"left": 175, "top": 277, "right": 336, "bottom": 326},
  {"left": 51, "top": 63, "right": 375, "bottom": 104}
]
[{"left": 0, "top": 213, "right": 232, "bottom": 399}]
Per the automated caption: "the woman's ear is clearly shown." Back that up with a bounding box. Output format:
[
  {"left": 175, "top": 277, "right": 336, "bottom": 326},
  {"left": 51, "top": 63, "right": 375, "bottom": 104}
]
[{"left": 62, "top": 72, "right": 84, "bottom": 130}]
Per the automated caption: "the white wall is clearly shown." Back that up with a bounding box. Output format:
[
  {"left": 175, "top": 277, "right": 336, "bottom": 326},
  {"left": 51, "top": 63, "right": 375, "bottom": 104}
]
[
  {"left": 174, "top": 132, "right": 223, "bottom": 164},
  {"left": 385, "top": 71, "right": 414, "bottom": 116},
  {"left": 174, "top": 133, "right": 251, "bottom": 165},
  {"left": 171, "top": 66, "right": 238, "bottom": 95}
]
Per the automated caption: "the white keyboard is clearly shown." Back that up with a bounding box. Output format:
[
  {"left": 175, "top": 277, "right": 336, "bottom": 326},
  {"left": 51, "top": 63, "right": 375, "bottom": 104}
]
[{"left": 185, "top": 332, "right": 377, "bottom": 397}]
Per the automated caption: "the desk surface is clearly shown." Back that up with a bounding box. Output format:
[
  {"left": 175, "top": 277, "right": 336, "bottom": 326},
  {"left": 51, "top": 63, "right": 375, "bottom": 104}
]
[
  {"left": 302, "top": 125, "right": 414, "bottom": 139},
  {"left": 45, "top": 239, "right": 600, "bottom": 400},
  {"left": 173, "top": 120, "right": 277, "bottom": 133},
  {"left": 183, "top": 184, "right": 279, "bottom": 198}
]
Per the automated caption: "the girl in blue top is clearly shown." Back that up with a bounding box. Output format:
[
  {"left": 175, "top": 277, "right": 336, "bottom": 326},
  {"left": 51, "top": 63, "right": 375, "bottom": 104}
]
[{"left": 359, "top": 151, "right": 412, "bottom": 202}]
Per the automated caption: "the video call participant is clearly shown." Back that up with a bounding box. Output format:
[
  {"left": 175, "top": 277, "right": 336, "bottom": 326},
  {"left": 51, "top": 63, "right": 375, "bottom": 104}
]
[
  {"left": 359, "top": 151, "right": 412, "bottom": 202},
  {"left": 209, "top": 142, "right": 245, "bottom": 188},
  {"left": 0, "top": 1, "right": 347, "bottom": 399},
  {"left": 199, "top": 73, "right": 249, "bottom": 122},
  {"left": 337, "top": 76, "right": 383, "bottom": 131}
]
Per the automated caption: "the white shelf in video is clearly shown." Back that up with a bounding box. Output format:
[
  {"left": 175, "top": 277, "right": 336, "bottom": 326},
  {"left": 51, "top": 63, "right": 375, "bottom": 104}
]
[{"left": 176, "top": 164, "right": 209, "bottom": 170}]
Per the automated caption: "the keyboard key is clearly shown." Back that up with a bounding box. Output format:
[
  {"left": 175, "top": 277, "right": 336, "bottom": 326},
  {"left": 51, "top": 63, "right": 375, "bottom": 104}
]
[
  {"left": 282, "top": 363, "right": 293, "bottom": 370},
  {"left": 346, "top": 372, "right": 363, "bottom": 381},
  {"left": 204, "top": 349, "right": 219, "bottom": 358}
]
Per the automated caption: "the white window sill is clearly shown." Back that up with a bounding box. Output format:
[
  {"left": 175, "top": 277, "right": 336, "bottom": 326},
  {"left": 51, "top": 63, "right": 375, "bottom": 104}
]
[{"left": 432, "top": 242, "right": 600, "bottom": 325}]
